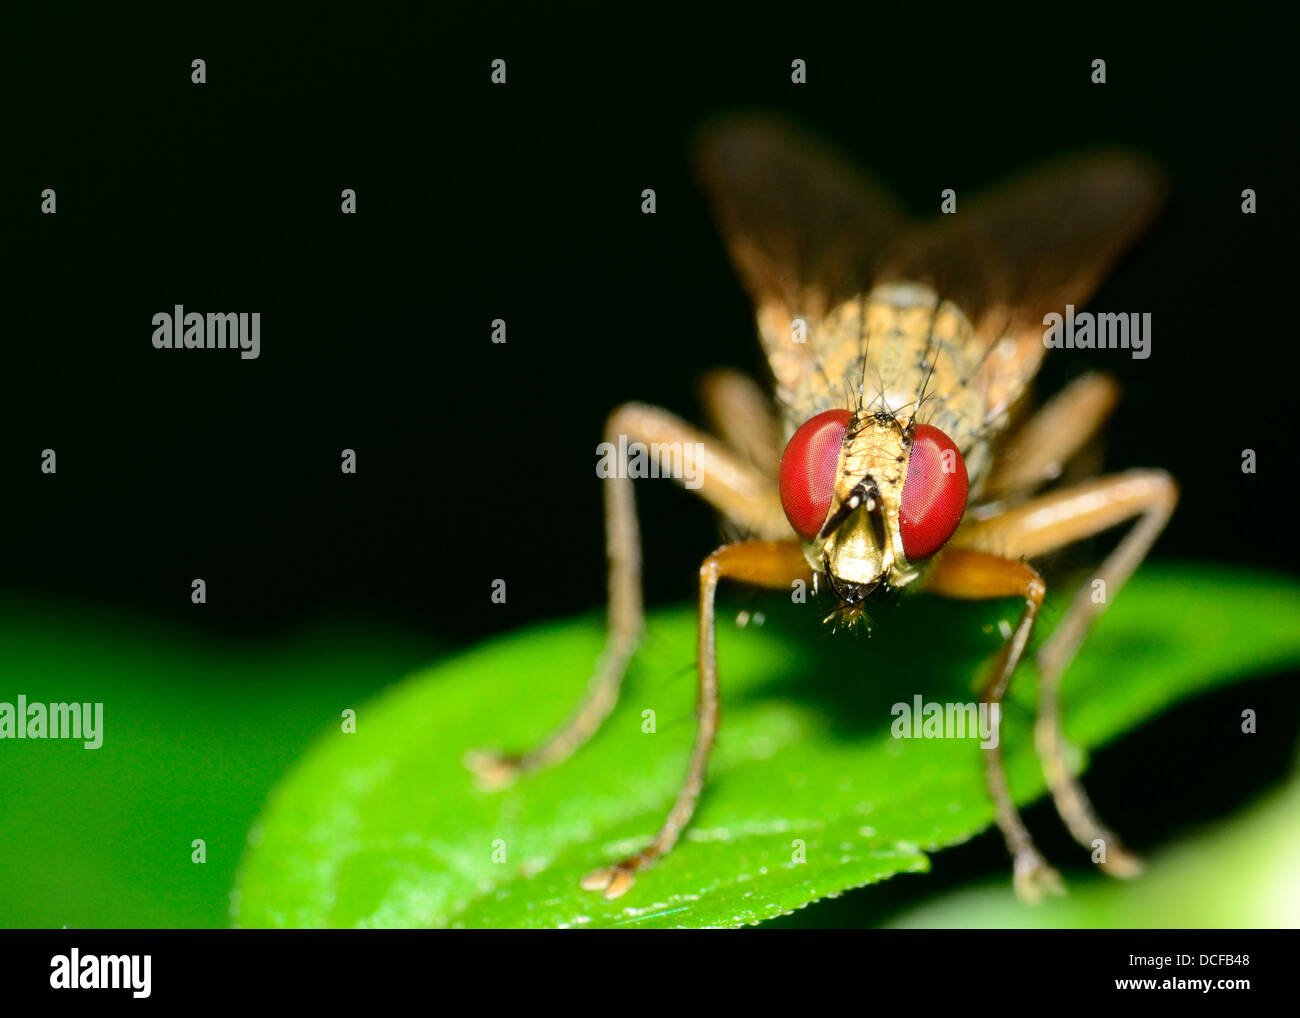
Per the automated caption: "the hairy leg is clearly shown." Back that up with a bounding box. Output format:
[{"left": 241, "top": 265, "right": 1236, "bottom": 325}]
[
  {"left": 925, "top": 547, "right": 1064, "bottom": 902},
  {"left": 467, "top": 402, "right": 787, "bottom": 787},
  {"left": 581, "top": 540, "right": 812, "bottom": 899},
  {"left": 980, "top": 373, "right": 1119, "bottom": 503},
  {"left": 699, "top": 368, "right": 783, "bottom": 479},
  {"left": 955, "top": 470, "right": 1177, "bottom": 875}
]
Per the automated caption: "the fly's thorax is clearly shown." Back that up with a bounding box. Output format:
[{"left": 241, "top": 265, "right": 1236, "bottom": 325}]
[
  {"left": 782, "top": 282, "right": 998, "bottom": 499},
  {"left": 802, "top": 412, "right": 921, "bottom": 600}
]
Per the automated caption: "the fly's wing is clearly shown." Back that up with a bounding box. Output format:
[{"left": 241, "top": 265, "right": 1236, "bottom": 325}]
[
  {"left": 696, "top": 119, "right": 1165, "bottom": 438},
  {"left": 881, "top": 153, "right": 1166, "bottom": 425},
  {"left": 695, "top": 116, "right": 904, "bottom": 415}
]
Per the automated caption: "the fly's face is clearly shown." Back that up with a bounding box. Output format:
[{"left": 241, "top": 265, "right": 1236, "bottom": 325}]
[
  {"left": 771, "top": 286, "right": 989, "bottom": 615},
  {"left": 779, "top": 406, "right": 970, "bottom": 608},
  {"left": 820, "top": 414, "right": 914, "bottom": 600}
]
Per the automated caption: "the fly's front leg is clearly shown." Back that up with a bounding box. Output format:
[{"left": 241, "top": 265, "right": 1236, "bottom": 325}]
[
  {"left": 925, "top": 548, "right": 1064, "bottom": 903},
  {"left": 581, "top": 540, "right": 812, "bottom": 899},
  {"left": 466, "top": 402, "right": 788, "bottom": 788},
  {"left": 956, "top": 469, "right": 1178, "bottom": 877}
]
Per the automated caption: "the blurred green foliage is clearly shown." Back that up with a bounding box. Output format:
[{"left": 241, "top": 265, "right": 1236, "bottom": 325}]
[
  {"left": 0, "top": 599, "right": 435, "bottom": 927},
  {"left": 882, "top": 750, "right": 1300, "bottom": 928}
]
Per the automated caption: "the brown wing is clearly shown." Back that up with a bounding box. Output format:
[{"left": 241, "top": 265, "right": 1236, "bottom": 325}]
[
  {"left": 694, "top": 115, "right": 904, "bottom": 404},
  {"left": 881, "top": 153, "right": 1166, "bottom": 421},
  {"left": 696, "top": 118, "right": 1165, "bottom": 429}
]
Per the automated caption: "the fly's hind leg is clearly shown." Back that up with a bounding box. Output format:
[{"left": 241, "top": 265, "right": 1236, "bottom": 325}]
[
  {"left": 956, "top": 469, "right": 1178, "bottom": 878},
  {"left": 699, "top": 368, "right": 783, "bottom": 479},
  {"left": 466, "top": 401, "right": 789, "bottom": 788},
  {"left": 981, "top": 372, "right": 1120, "bottom": 502}
]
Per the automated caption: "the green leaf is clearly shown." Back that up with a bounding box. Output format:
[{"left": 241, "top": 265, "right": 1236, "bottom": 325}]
[{"left": 233, "top": 565, "right": 1300, "bottom": 928}]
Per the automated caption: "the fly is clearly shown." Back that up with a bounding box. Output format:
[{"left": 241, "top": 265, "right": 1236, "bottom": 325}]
[{"left": 468, "top": 116, "right": 1176, "bottom": 902}]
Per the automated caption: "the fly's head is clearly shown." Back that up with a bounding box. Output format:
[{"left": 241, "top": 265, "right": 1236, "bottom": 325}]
[{"left": 779, "top": 407, "right": 969, "bottom": 618}]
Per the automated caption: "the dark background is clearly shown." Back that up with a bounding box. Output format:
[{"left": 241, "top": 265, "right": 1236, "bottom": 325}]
[{"left": 2, "top": 10, "right": 1296, "bottom": 925}]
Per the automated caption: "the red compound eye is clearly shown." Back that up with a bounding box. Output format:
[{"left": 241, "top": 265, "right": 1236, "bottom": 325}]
[
  {"left": 899, "top": 424, "right": 968, "bottom": 560},
  {"left": 779, "top": 409, "right": 851, "bottom": 540}
]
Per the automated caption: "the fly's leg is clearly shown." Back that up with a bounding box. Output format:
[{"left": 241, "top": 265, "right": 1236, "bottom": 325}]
[
  {"left": 956, "top": 470, "right": 1177, "bottom": 877},
  {"left": 981, "top": 373, "right": 1119, "bottom": 502},
  {"left": 925, "top": 548, "right": 1064, "bottom": 903},
  {"left": 466, "top": 403, "right": 789, "bottom": 788},
  {"left": 581, "top": 540, "right": 812, "bottom": 899},
  {"left": 699, "top": 368, "right": 782, "bottom": 479}
]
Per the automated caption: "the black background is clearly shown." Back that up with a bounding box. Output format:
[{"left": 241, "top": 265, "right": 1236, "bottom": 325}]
[{"left": 2, "top": 10, "right": 1296, "bottom": 924}]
